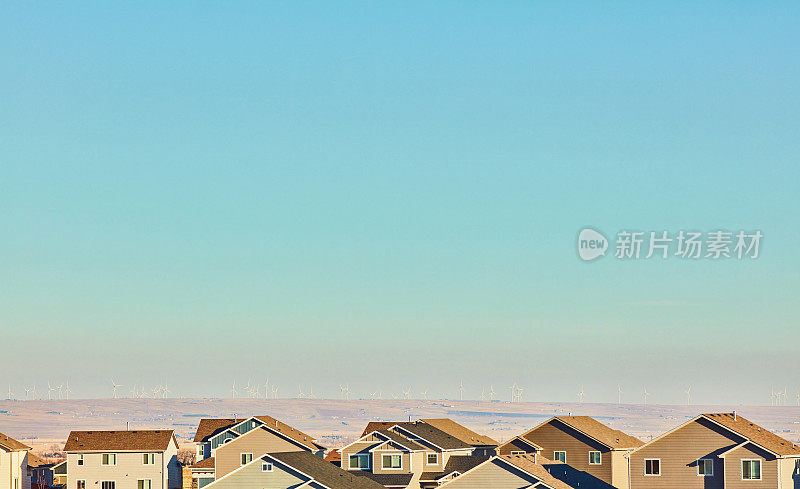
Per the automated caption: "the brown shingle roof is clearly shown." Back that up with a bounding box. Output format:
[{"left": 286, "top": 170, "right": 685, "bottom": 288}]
[
  {"left": 193, "top": 416, "right": 324, "bottom": 451},
  {"left": 27, "top": 454, "right": 51, "bottom": 468},
  {"left": 362, "top": 421, "right": 471, "bottom": 450},
  {"left": 323, "top": 449, "right": 340, "bottom": 463},
  {"left": 419, "top": 418, "right": 499, "bottom": 447},
  {"left": 188, "top": 457, "right": 215, "bottom": 470},
  {"left": 373, "top": 429, "right": 427, "bottom": 451},
  {"left": 500, "top": 455, "right": 576, "bottom": 489},
  {"left": 63, "top": 430, "right": 176, "bottom": 452},
  {"left": 0, "top": 432, "right": 31, "bottom": 451},
  {"left": 703, "top": 413, "right": 800, "bottom": 456},
  {"left": 526, "top": 416, "right": 643, "bottom": 450}
]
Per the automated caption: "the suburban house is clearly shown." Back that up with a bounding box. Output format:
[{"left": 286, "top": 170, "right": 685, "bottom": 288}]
[
  {"left": 417, "top": 419, "right": 499, "bottom": 457},
  {"left": 627, "top": 412, "right": 800, "bottom": 489},
  {"left": 1, "top": 432, "right": 31, "bottom": 489},
  {"left": 200, "top": 450, "right": 384, "bottom": 489},
  {"left": 497, "top": 416, "right": 643, "bottom": 489},
  {"left": 434, "top": 454, "right": 575, "bottom": 489},
  {"left": 28, "top": 455, "right": 65, "bottom": 489},
  {"left": 342, "top": 420, "right": 491, "bottom": 489},
  {"left": 63, "top": 430, "right": 180, "bottom": 489},
  {"left": 185, "top": 416, "right": 325, "bottom": 489}
]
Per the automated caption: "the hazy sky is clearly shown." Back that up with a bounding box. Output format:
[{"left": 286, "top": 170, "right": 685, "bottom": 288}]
[{"left": 2, "top": 2, "right": 798, "bottom": 405}]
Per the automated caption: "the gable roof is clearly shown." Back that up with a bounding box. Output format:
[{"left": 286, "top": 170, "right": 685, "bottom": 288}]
[
  {"left": 702, "top": 413, "right": 800, "bottom": 456},
  {"left": 323, "top": 449, "right": 341, "bottom": 463},
  {"left": 420, "top": 454, "right": 492, "bottom": 481},
  {"left": 193, "top": 415, "right": 324, "bottom": 451},
  {"left": 267, "top": 451, "right": 386, "bottom": 489},
  {"left": 501, "top": 435, "right": 544, "bottom": 451},
  {"left": 500, "top": 455, "right": 577, "bottom": 489},
  {"left": 360, "top": 421, "right": 471, "bottom": 450},
  {"left": 372, "top": 429, "right": 427, "bottom": 451},
  {"left": 525, "top": 416, "right": 643, "bottom": 450},
  {"left": 349, "top": 471, "right": 414, "bottom": 488},
  {"left": 419, "top": 419, "right": 499, "bottom": 447},
  {"left": 0, "top": 432, "right": 31, "bottom": 451},
  {"left": 63, "top": 430, "right": 176, "bottom": 452},
  {"left": 629, "top": 413, "right": 800, "bottom": 458},
  {"left": 27, "top": 454, "right": 54, "bottom": 468},
  {"left": 188, "top": 457, "right": 215, "bottom": 470}
]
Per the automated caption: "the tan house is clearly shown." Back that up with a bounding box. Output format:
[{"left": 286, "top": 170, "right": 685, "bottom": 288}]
[
  {"left": 201, "top": 450, "right": 384, "bottom": 489},
  {"left": 496, "top": 416, "right": 643, "bottom": 489},
  {"left": 434, "top": 454, "right": 576, "bottom": 489},
  {"left": 186, "top": 416, "right": 325, "bottom": 489},
  {"left": 627, "top": 412, "right": 800, "bottom": 489},
  {"left": 63, "top": 430, "right": 180, "bottom": 489},
  {"left": 342, "top": 420, "right": 490, "bottom": 489},
  {"left": 1, "top": 432, "right": 31, "bottom": 489}
]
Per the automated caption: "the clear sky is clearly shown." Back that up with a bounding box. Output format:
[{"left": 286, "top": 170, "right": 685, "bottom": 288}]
[{"left": 2, "top": 2, "right": 798, "bottom": 404}]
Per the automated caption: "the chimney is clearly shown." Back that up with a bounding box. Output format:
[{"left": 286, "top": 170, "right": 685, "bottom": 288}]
[
  {"left": 734, "top": 411, "right": 737, "bottom": 421},
  {"left": 126, "top": 422, "right": 130, "bottom": 431}
]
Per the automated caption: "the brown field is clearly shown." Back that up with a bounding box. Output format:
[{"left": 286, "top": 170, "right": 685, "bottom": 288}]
[{"left": 2, "top": 398, "right": 798, "bottom": 455}]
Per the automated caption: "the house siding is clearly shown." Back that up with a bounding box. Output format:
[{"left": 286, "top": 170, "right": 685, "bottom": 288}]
[
  {"left": 778, "top": 457, "right": 800, "bottom": 489},
  {"left": 724, "top": 444, "right": 777, "bottom": 489},
  {"left": 213, "top": 428, "right": 307, "bottom": 479},
  {"left": 439, "top": 459, "right": 536, "bottom": 489},
  {"left": 67, "top": 451, "right": 172, "bottom": 489},
  {"left": 497, "top": 439, "right": 537, "bottom": 456},
  {"left": 1, "top": 450, "right": 30, "bottom": 489},
  {"left": 524, "top": 418, "right": 613, "bottom": 485},
  {"left": 203, "top": 458, "right": 305, "bottom": 489},
  {"left": 629, "top": 417, "right": 744, "bottom": 489}
]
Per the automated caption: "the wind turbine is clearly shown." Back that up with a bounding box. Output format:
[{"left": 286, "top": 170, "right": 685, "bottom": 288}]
[
  {"left": 110, "top": 380, "right": 122, "bottom": 399},
  {"left": 643, "top": 387, "right": 650, "bottom": 406},
  {"left": 63, "top": 381, "right": 71, "bottom": 400},
  {"left": 57, "top": 384, "right": 64, "bottom": 399},
  {"left": 47, "top": 382, "right": 55, "bottom": 400},
  {"left": 271, "top": 385, "right": 279, "bottom": 399},
  {"left": 6, "top": 384, "right": 14, "bottom": 400},
  {"left": 263, "top": 378, "right": 270, "bottom": 400},
  {"left": 578, "top": 385, "right": 585, "bottom": 403},
  {"left": 510, "top": 383, "right": 518, "bottom": 403},
  {"left": 480, "top": 388, "right": 486, "bottom": 401},
  {"left": 231, "top": 380, "right": 237, "bottom": 399},
  {"left": 308, "top": 386, "right": 315, "bottom": 399},
  {"left": 489, "top": 386, "right": 496, "bottom": 401},
  {"left": 617, "top": 385, "right": 622, "bottom": 405},
  {"left": 24, "top": 387, "right": 31, "bottom": 401},
  {"left": 685, "top": 386, "right": 691, "bottom": 406},
  {"left": 163, "top": 382, "right": 170, "bottom": 399},
  {"left": 458, "top": 380, "right": 464, "bottom": 401},
  {"left": 297, "top": 385, "right": 304, "bottom": 399},
  {"left": 420, "top": 389, "right": 428, "bottom": 400},
  {"left": 403, "top": 387, "right": 411, "bottom": 400}
]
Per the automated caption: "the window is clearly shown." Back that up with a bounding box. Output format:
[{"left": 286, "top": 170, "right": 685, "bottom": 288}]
[
  {"left": 77, "top": 455, "right": 84, "bottom": 466},
  {"left": 137, "top": 480, "right": 152, "bottom": 489},
  {"left": 742, "top": 459, "right": 761, "bottom": 480},
  {"left": 261, "top": 462, "right": 273, "bottom": 472},
  {"left": 101, "top": 482, "right": 115, "bottom": 489},
  {"left": 510, "top": 451, "right": 526, "bottom": 456},
  {"left": 77, "top": 481, "right": 85, "bottom": 489},
  {"left": 348, "top": 454, "right": 369, "bottom": 469},
  {"left": 697, "top": 459, "right": 713, "bottom": 476},
  {"left": 143, "top": 454, "right": 156, "bottom": 465},
  {"left": 426, "top": 453, "right": 438, "bottom": 465},
  {"left": 241, "top": 453, "right": 253, "bottom": 465},
  {"left": 382, "top": 454, "right": 402, "bottom": 469},
  {"left": 644, "top": 459, "right": 661, "bottom": 476},
  {"left": 102, "top": 454, "right": 116, "bottom": 466},
  {"left": 554, "top": 451, "right": 566, "bottom": 463},
  {"left": 589, "top": 451, "right": 601, "bottom": 465}
]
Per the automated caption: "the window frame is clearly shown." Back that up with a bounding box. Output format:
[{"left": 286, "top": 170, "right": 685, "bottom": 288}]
[
  {"left": 77, "top": 455, "right": 84, "bottom": 466},
  {"left": 240, "top": 453, "right": 253, "bottom": 466},
  {"left": 553, "top": 451, "right": 567, "bottom": 463},
  {"left": 261, "top": 462, "right": 273, "bottom": 472},
  {"left": 101, "top": 454, "right": 117, "bottom": 466},
  {"left": 143, "top": 453, "right": 156, "bottom": 466},
  {"left": 741, "top": 459, "right": 762, "bottom": 481},
  {"left": 589, "top": 451, "right": 601, "bottom": 465},
  {"left": 697, "top": 458, "right": 714, "bottom": 477},
  {"left": 137, "top": 480, "right": 152, "bottom": 489},
  {"left": 100, "top": 481, "right": 116, "bottom": 489},
  {"left": 426, "top": 453, "right": 439, "bottom": 465},
  {"left": 644, "top": 458, "right": 661, "bottom": 476},
  {"left": 348, "top": 454, "right": 370, "bottom": 470},
  {"left": 509, "top": 451, "right": 526, "bottom": 456},
  {"left": 77, "top": 480, "right": 86, "bottom": 489},
  {"left": 381, "top": 453, "right": 402, "bottom": 470}
]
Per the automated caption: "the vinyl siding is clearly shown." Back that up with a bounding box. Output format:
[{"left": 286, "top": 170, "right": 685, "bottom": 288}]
[
  {"left": 723, "top": 443, "right": 777, "bottom": 489},
  {"left": 524, "top": 419, "right": 613, "bottom": 484},
  {"left": 629, "top": 417, "right": 744, "bottom": 489},
  {"left": 0, "top": 450, "right": 29, "bottom": 489},
  {"left": 214, "top": 428, "right": 307, "bottom": 479},
  {"left": 497, "top": 439, "right": 536, "bottom": 456},
  {"left": 204, "top": 458, "right": 306, "bottom": 489},
  {"left": 778, "top": 457, "right": 800, "bottom": 489},
  {"left": 371, "top": 450, "right": 410, "bottom": 475},
  {"left": 67, "top": 452, "right": 171, "bottom": 489},
  {"left": 439, "top": 459, "right": 536, "bottom": 489},
  {"left": 610, "top": 450, "right": 629, "bottom": 489}
]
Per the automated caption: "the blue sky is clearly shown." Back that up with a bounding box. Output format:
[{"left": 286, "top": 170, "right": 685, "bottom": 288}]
[{"left": 2, "top": 2, "right": 799, "bottom": 404}]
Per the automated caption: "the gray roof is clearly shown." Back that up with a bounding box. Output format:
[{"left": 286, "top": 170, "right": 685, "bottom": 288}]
[
  {"left": 374, "top": 429, "right": 427, "bottom": 451},
  {"left": 267, "top": 452, "right": 385, "bottom": 489},
  {"left": 393, "top": 422, "right": 472, "bottom": 450}
]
